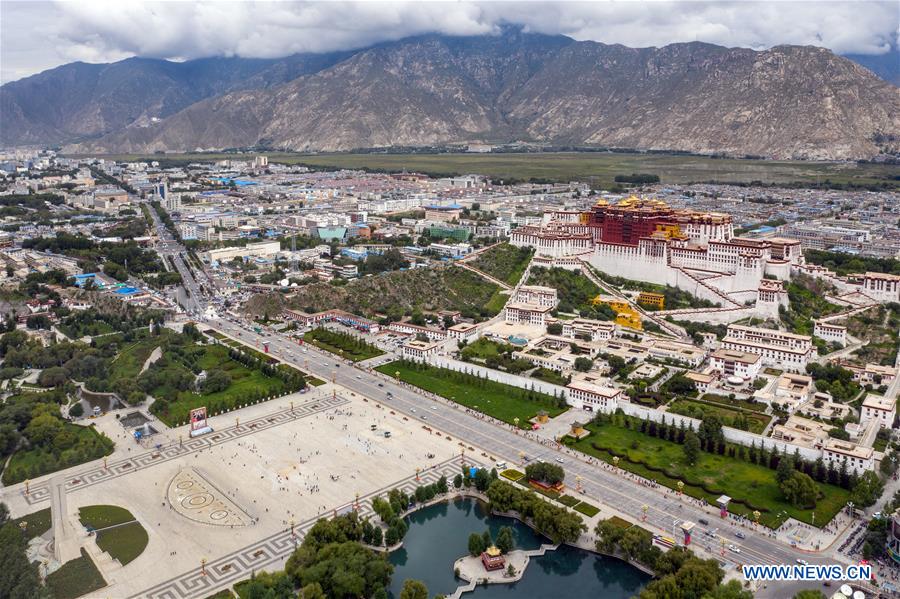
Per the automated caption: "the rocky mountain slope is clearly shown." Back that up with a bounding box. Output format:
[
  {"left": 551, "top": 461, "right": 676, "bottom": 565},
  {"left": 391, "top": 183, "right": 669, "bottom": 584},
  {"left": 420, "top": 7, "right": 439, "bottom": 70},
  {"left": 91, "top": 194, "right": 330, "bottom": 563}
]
[
  {"left": 4, "top": 29, "right": 897, "bottom": 159},
  {"left": 0, "top": 52, "right": 351, "bottom": 146}
]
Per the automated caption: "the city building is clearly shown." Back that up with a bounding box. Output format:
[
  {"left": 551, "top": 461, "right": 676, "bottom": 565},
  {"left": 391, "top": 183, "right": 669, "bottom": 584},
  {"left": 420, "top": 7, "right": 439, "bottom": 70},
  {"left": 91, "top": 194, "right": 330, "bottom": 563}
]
[
  {"left": 504, "top": 302, "right": 553, "bottom": 327},
  {"left": 387, "top": 321, "right": 448, "bottom": 341},
  {"left": 721, "top": 324, "right": 814, "bottom": 371},
  {"left": 400, "top": 339, "right": 443, "bottom": 361},
  {"left": 708, "top": 349, "right": 762, "bottom": 381},
  {"left": 822, "top": 439, "right": 875, "bottom": 475},
  {"left": 566, "top": 379, "right": 623, "bottom": 412},
  {"left": 859, "top": 394, "right": 896, "bottom": 429},
  {"left": 205, "top": 240, "right": 281, "bottom": 263},
  {"left": 514, "top": 285, "right": 559, "bottom": 308},
  {"left": 424, "top": 203, "right": 463, "bottom": 222},
  {"left": 447, "top": 322, "right": 480, "bottom": 342},
  {"left": 813, "top": 320, "right": 847, "bottom": 345}
]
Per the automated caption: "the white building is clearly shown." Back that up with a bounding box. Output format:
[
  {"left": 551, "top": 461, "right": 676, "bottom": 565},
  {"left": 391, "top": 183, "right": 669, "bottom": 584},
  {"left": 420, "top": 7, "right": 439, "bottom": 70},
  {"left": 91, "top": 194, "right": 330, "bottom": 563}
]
[
  {"left": 388, "top": 322, "right": 447, "bottom": 341},
  {"left": 400, "top": 339, "right": 443, "bottom": 361},
  {"left": 560, "top": 318, "right": 616, "bottom": 342},
  {"left": 860, "top": 394, "right": 896, "bottom": 429},
  {"left": 447, "top": 322, "right": 480, "bottom": 342},
  {"left": 709, "top": 349, "right": 762, "bottom": 381},
  {"left": 205, "top": 240, "right": 281, "bottom": 263},
  {"left": 504, "top": 303, "right": 553, "bottom": 327},
  {"left": 813, "top": 320, "right": 847, "bottom": 345},
  {"left": 514, "top": 285, "right": 559, "bottom": 308},
  {"left": 509, "top": 226, "right": 593, "bottom": 258},
  {"left": 721, "top": 324, "right": 814, "bottom": 371},
  {"left": 822, "top": 439, "right": 875, "bottom": 475},
  {"left": 860, "top": 272, "right": 900, "bottom": 302},
  {"left": 566, "top": 380, "right": 622, "bottom": 413}
]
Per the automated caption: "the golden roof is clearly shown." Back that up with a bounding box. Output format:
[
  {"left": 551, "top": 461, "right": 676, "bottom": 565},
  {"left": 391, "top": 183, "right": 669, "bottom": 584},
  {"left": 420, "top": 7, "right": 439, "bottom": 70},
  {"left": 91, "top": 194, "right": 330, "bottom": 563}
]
[{"left": 485, "top": 546, "right": 502, "bottom": 557}]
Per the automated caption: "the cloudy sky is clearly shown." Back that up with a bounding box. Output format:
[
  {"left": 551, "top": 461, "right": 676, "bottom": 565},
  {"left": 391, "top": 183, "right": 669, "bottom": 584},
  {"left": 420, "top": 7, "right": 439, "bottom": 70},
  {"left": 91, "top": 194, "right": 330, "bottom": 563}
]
[{"left": 2, "top": 0, "right": 898, "bottom": 84}]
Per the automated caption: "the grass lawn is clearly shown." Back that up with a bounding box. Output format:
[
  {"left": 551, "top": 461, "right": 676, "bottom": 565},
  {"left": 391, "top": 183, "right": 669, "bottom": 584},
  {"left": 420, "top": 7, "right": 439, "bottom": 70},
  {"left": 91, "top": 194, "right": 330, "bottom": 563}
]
[
  {"left": 573, "top": 502, "right": 601, "bottom": 518},
  {"left": 484, "top": 288, "right": 509, "bottom": 315},
  {"left": 668, "top": 398, "right": 771, "bottom": 434},
  {"left": 606, "top": 516, "right": 634, "bottom": 529},
  {"left": 96, "top": 521, "right": 149, "bottom": 565},
  {"left": 46, "top": 548, "right": 106, "bottom": 599},
  {"left": 12, "top": 508, "right": 51, "bottom": 540},
  {"left": 572, "top": 421, "right": 850, "bottom": 528},
  {"left": 501, "top": 469, "right": 525, "bottom": 481},
  {"left": 150, "top": 344, "right": 291, "bottom": 426},
  {"left": 558, "top": 495, "right": 580, "bottom": 507},
  {"left": 3, "top": 424, "right": 114, "bottom": 485},
  {"left": 701, "top": 393, "right": 770, "bottom": 413},
  {"left": 78, "top": 505, "right": 137, "bottom": 529},
  {"left": 108, "top": 336, "right": 163, "bottom": 381},
  {"left": 375, "top": 360, "right": 566, "bottom": 427},
  {"left": 460, "top": 337, "right": 508, "bottom": 360},
  {"left": 303, "top": 328, "right": 384, "bottom": 362},
  {"left": 89, "top": 152, "right": 900, "bottom": 190}
]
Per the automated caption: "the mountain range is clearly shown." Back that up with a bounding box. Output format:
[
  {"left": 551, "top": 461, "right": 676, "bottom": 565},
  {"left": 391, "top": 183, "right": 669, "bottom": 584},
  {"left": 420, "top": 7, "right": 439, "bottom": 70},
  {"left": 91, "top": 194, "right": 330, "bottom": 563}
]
[{"left": 2, "top": 29, "right": 897, "bottom": 160}]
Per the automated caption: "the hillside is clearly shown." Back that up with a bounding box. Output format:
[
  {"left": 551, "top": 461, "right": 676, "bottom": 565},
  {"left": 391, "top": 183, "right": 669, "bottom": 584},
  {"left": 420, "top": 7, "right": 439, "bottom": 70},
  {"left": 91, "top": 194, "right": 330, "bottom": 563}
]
[
  {"left": 0, "top": 52, "right": 351, "bottom": 146},
  {"left": 22, "top": 29, "right": 893, "bottom": 160},
  {"left": 244, "top": 265, "right": 503, "bottom": 321}
]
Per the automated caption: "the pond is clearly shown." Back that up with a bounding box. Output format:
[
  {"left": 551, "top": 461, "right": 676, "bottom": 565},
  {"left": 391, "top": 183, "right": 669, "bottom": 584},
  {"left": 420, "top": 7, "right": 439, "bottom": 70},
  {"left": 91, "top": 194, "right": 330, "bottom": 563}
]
[{"left": 388, "top": 498, "right": 650, "bottom": 598}]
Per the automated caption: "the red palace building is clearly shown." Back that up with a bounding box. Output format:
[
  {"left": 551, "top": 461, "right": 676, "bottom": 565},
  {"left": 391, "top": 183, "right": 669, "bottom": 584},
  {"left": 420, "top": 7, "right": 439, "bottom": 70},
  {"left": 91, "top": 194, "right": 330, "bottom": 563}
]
[{"left": 583, "top": 197, "right": 734, "bottom": 246}]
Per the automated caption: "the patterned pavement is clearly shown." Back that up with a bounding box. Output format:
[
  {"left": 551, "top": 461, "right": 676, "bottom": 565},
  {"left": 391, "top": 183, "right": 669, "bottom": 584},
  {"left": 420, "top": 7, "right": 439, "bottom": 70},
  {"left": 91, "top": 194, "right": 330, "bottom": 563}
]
[
  {"left": 134, "top": 455, "right": 484, "bottom": 599},
  {"left": 20, "top": 395, "right": 350, "bottom": 506}
]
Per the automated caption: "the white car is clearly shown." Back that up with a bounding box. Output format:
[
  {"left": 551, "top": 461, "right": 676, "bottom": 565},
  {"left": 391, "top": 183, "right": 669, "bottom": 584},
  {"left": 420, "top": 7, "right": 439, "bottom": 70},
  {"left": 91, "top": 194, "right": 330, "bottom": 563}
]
[
  {"left": 555, "top": 458, "right": 565, "bottom": 464},
  {"left": 728, "top": 544, "right": 740, "bottom": 553},
  {"left": 796, "top": 559, "right": 807, "bottom": 566}
]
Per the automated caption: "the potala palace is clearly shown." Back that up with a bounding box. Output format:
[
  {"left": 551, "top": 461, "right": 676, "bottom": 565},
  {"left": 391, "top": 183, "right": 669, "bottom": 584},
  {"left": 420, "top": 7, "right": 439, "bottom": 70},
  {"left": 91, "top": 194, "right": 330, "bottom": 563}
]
[{"left": 511, "top": 197, "right": 899, "bottom": 323}]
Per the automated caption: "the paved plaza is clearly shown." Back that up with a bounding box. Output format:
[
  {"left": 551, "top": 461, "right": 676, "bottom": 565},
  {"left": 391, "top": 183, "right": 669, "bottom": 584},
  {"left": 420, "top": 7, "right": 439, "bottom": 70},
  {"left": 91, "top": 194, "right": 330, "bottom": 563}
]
[{"left": 2, "top": 386, "right": 481, "bottom": 598}]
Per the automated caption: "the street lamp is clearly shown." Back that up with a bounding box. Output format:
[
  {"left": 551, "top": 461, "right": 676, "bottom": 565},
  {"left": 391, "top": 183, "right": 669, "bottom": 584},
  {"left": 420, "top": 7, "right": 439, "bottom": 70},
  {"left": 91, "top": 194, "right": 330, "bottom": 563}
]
[{"left": 200, "top": 557, "right": 207, "bottom": 576}]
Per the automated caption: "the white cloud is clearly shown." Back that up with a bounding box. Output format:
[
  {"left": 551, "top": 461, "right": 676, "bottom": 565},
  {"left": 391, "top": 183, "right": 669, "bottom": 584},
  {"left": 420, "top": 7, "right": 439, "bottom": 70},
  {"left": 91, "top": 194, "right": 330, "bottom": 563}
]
[{"left": 2, "top": 0, "right": 897, "bottom": 84}]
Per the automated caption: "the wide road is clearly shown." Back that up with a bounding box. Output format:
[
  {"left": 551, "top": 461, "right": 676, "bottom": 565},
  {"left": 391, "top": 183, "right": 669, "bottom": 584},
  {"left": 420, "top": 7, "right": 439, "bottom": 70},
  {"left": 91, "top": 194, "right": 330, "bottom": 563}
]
[
  {"left": 145, "top": 201, "right": 206, "bottom": 313},
  {"left": 206, "top": 317, "right": 854, "bottom": 581}
]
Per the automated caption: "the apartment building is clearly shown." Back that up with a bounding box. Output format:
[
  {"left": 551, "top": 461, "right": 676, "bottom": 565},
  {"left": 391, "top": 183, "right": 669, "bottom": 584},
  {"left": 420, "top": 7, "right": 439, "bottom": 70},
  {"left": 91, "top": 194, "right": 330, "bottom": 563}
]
[
  {"left": 566, "top": 379, "right": 623, "bottom": 412},
  {"left": 860, "top": 394, "right": 897, "bottom": 429},
  {"left": 504, "top": 303, "right": 553, "bottom": 327},
  {"left": 708, "top": 349, "right": 762, "bottom": 380},
  {"left": 721, "top": 324, "right": 814, "bottom": 371}
]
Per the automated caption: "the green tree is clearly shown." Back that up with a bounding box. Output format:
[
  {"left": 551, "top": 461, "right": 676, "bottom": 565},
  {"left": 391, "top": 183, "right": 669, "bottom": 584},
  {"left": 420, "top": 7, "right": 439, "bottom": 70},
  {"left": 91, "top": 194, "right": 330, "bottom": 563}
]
[
  {"left": 399, "top": 579, "right": 428, "bottom": 599},
  {"left": 495, "top": 526, "right": 515, "bottom": 554},
  {"left": 683, "top": 431, "right": 700, "bottom": 465},
  {"left": 791, "top": 591, "right": 827, "bottom": 599},
  {"left": 704, "top": 579, "right": 754, "bottom": 599},
  {"left": 779, "top": 471, "right": 818, "bottom": 508},
  {"left": 776, "top": 453, "right": 795, "bottom": 485},
  {"left": 595, "top": 519, "right": 625, "bottom": 553},
  {"left": 574, "top": 357, "right": 593, "bottom": 372},
  {"left": 298, "top": 582, "right": 327, "bottom": 599},
  {"left": 468, "top": 532, "right": 485, "bottom": 557},
  {"left": 850, "top": 471, "right": 885, "bottom": 508}
]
